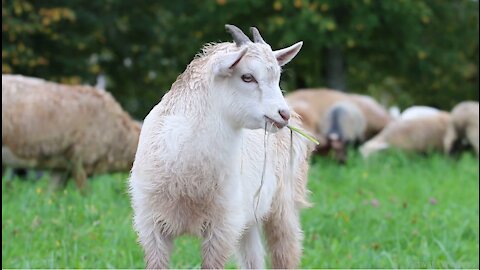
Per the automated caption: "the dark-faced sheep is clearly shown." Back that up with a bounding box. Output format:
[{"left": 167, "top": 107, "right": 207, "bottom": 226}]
[
  {"left": 316, "top": 101, "right": 366, "bottom": 163},
  {"left": 285, "top": 89, "right": 349, "bottom": 138},
  {"left": 286, "top": 89, "right": 392, "bottom": 161},
  {"left": 286, "top": 89, "right": 391, "bottom": 140},
  {"left": 2, "top": 74, "right": 141, "bottom": 189}
]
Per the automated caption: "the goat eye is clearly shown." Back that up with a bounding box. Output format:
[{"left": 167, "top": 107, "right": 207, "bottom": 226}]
[{"left": 241, "top": 74, "right": 256, "bottom": 83}]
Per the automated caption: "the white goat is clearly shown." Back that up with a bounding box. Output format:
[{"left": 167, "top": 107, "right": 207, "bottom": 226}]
[{"left": 129, "top": 25, "right": 312, "bottom": 269}]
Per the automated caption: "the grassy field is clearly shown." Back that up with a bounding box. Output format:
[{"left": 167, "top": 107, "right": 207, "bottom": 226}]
[{"left": 2, "top": 151, "right": 479, "bottom": 269}]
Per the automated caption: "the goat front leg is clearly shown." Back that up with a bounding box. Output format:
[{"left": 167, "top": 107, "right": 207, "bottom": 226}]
[
  {"left": 201, "top": 216, "right": 243, "bottom": 269},
  {"left": 264, "top": 204, "right": 303, "bottom": 269},
  {"left": 236, "top": 224, "right": 265, "bottom": 269}
]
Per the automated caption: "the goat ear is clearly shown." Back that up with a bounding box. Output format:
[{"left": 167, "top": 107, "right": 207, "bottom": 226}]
[
  {"left": 273, "top": 41, "right": 303, "bottom": 66},
  {"left": 214, "top": 48, "right": 248, "bottom": 76}
]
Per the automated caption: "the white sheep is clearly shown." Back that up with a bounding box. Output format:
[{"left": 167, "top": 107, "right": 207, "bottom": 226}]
[
  {"left": 400, "top": 105, "right": 440, "bottom": 121},
  {"left": 129, "top": 25, "right": 312, "bottom": 269},
  {"left": 444, "top": 101, "right": 479, "bottom": 156},
  {"left": 360, "top": 112, "right": 451, "bottom": 158},
  {"left": 2, "top": 74, "right": 141, "bottom": 189},
  {"left": 317, "top": 100, "right": 366, "bottom": 163}
]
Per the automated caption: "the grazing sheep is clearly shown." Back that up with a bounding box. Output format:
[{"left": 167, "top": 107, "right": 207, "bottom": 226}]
[
  {"left": 286, "top": 89, "right": 392, "bottom": 147},
  {"left": 129, "top": 25, "right": 312, "bottom": 269},
  {"left": 2, "top": 74, "right": 141, "bottom": 188},
  {"left": 444, "top": 101, "right": 479, "bottom": 156},
  {"left": 317, "top": 101, "right": 366, "bottom": 163},
  {"left": 347, "top": 94, "right": 393, "bottom": 139},
  {"left": 286, "top": 89, "right": 348, "bottom": 137},
  {"left": 400, "top": 106, "right": 440, "bottom": 121},
  {"left": 360, "top": 112, "right": 451, "bottom": 158}
]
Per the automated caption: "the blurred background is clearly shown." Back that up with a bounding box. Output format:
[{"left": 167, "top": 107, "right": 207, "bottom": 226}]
[
  {"left": 3, "top": 0, "right": 479, "bottom": 119},
  {"left": 2, "top": 1, "right": 479, "bottom": 268}
]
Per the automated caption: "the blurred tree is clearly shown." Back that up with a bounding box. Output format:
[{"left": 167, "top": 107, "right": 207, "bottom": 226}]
[{"left": 2, "top": 0, "right": 478, "bottom": 118}]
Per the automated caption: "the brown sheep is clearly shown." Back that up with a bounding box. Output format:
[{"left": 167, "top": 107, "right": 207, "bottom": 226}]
[
  {"left": 348, "top": 93, "right": 393, "bottom": 138},
  {"left": 286, "top": 89, "right": 347, "bottom": 138},
  {"left": 286, "top": 88, "right": 392, "bottom": 154},
  {"left": 2, "top": 74, "right": 141, "bottom": 189}
]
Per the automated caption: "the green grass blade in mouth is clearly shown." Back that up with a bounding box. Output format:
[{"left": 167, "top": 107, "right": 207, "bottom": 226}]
[{"left": 287, "top": 125, "right": 320, "bottom": 145}]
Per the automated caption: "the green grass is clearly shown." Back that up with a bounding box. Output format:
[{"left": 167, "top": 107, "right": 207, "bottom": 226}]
[{"left": 2, "top": 152, "right": 479, "bottom": 269}]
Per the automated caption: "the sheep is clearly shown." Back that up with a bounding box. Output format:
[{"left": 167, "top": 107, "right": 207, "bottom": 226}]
[
  {"left": 285, "top": 89, "right": 348, "bottom": 138},
  {"left": 400, "top": 105, "right": 440, "bottom": 121},
  {"left": 286, "top": 88, "right": 392, "bottom": 148},
  {"left": 128, "top": 25, "right": 313, "bottom": 269},
  {"left": 2, "top": 74, "right": 141, "bottom": 189},
  {"left": 347, "top": 93, "right": 393, "bottom": 138},
  {"left": 360, "top": 112, "right": 451, "bottom": 158},
  {"left": 444, "top": 101, "right": 479, "bottom": 156},
  {"left": 316, "top": 100, "right": 366, "bottom": 163}
]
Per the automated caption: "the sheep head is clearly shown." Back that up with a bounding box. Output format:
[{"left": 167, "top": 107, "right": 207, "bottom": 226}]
[{"left": 212, "top": 24, "right": 303, "bottom": 132}]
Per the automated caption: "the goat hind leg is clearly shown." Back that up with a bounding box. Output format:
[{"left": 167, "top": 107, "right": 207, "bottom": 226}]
[
  {"left": 142, "top": 231, "right": 173, "bottom": 269},
  {"left": 134, "top": 207, "right": 174, "bottom": 268}
]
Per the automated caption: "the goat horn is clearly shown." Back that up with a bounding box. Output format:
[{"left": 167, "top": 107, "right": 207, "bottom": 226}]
[
  {"left": 225, "top": 24, "right": 251, "bottom": 46},
  {"left": 250, "top": 27, "right": 267, "bottom": 44}
]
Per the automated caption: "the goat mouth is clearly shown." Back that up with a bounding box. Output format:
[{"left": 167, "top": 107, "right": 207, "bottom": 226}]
[{"left": 265, "top": 116, "right": 287, "bottom": 129}]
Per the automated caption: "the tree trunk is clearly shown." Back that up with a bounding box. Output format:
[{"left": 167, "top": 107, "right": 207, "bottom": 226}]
[{"left": 326, "top": 47, "right": 346, "bottom": 91}]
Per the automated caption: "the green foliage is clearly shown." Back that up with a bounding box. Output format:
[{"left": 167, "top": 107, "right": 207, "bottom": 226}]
[
  {"left": 2, "top": 0, "right": 478, "bottom": 118},
  {"left": 2, "top": 152, "right": 479, "bottom": 268}
]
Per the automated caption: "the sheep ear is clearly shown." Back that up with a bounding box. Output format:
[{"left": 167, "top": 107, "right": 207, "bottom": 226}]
[
  {"left": 214, "top": 48, "right": 248, "bottom": 76},
  {"left": 273, "top": 41, "right": 303, "bottom": 66}
]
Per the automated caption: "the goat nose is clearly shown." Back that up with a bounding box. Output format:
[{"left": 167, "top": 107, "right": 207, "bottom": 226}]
[{"left": 278, "top": 109, "right": 291, "bottom": 121}]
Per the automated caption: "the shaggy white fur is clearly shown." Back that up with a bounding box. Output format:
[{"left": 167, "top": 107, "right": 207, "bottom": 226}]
[{"left": 129, "top": 25, "right": 312, "bottom": 269}]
